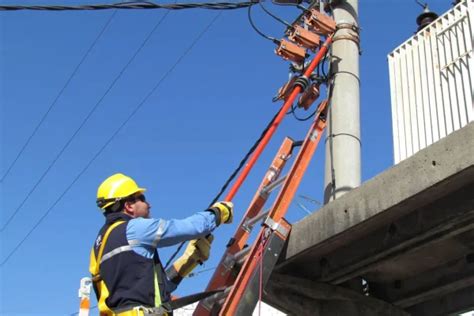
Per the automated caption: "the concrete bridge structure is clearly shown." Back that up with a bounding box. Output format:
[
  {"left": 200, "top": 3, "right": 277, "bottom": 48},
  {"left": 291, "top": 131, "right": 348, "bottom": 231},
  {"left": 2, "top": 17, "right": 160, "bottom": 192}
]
[{"left": 265, "top": 122, "right": 474, "bottom": 315}]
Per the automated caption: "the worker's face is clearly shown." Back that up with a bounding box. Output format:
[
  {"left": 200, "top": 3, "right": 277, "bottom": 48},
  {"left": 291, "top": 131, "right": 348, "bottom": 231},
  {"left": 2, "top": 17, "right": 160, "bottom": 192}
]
[{"left": 126, "top": 193, "right": 151, "bottom": 218}]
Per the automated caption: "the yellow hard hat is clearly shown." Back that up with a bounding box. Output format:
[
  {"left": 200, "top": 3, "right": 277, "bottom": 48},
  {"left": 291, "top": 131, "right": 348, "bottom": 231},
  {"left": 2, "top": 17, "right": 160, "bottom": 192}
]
[{"left": 96, "top": 173, "right": 146, "bottom": 210}]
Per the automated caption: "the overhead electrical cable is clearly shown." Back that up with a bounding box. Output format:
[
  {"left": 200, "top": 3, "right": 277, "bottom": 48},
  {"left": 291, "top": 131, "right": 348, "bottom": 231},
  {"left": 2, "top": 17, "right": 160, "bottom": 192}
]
[
  {"left": 0, "top": 1, "right": 258, "bottom": 11},
  {"left": 0, "top": 9, "right": 172, "bottom": 233},
  {"left": 258, "top": 0, "right": 291, "bottom": 27},
  {"left": 0, "top": 11, "right": 118, "bottom": 183},
  {"left": 164, "top": 104, "right": 287, "bottom": 270},
  {"left": 0, "top": 13, "right": 221, "bottom": 267},
  {"left": 247, "top": 3, "right": 278, "bottom": 43}
]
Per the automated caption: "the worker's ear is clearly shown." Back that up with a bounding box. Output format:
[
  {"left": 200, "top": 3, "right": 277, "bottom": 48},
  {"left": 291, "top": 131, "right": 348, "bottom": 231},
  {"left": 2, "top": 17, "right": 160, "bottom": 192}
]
[{"left": 123, "top": 201, "right": 135, "bottom": 216}]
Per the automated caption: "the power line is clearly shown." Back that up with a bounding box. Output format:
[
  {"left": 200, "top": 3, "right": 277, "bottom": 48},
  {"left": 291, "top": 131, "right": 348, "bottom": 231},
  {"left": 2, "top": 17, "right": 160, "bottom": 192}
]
[
  {"left": 164, "top": 104, "right": 286, "bottom": 270},
  {"left": 0, "top": 1, "right": 257, "bottom": 11},
  {"left": 0, "top": 9, "right": 171, "bottom": 233},
  {"left": 0, "top": 11, "right": 117, "bottom": 183},
  {"left": 247, "top": 2, "right": 278, "bottom": 43},
  {"left": 0, "top": 13, "right": 221, "bottom": 267}
]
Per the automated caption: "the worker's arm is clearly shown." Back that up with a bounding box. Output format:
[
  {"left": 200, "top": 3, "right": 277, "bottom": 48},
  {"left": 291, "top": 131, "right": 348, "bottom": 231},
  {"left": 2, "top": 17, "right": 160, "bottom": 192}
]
[
  {"left": 126, "top": 202, "right": 233, "bottom": 249},
  {"left": 126, "top": 211, "right": 217, "bottom": 250},
  {"left": 126, "top": 203, "right": 233, "bottom": 286}
]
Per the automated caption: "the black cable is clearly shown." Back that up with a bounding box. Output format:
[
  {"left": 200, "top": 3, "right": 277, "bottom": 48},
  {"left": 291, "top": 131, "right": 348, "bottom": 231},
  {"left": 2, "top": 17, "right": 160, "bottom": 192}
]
[
  {"left": 321, "top": 50, "right": 329, "bottom": 81},
  {"left": 326, "top": 74, "right": 336, "bottom": 202},
  {"left": 291, "top": 102, "right": 316, "bottom": 121},
  {"left": 0, "top": 11, "right": 117, "bottom": 184},
  {"left": 0, "top": 8, "right": 171, "bottom": 233},
  {"left": 259, "top": 1, "right": 292, "bottom": 27},
  {"left": 414, "top": 0, "right": 427, "bottom": 9},
  {"left": 187, "top": 265, "right": 216, "bottom": 277},
  {"left": 271, "top": 0, "right": 305, "bottom": 6},
  {"left": 209, "top": 104, "right": 286, "bottom": 206},
  {"left": 164, "top": 103, "right": 287, "bottom": 270},
  {"left": 247, "top": 3, "right": 279, "bottom": 43},
  {"left": 0, "top": 1, "right": 258, "bottom": 11},
  {"left": 0, "top": 13, "right": 221, "bottom": 267}
]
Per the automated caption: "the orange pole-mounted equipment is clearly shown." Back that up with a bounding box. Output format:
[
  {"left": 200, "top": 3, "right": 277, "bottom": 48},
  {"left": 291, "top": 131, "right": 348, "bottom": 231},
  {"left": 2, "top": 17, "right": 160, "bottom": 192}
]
[{"left": 224, "top": 34, "right": 333, "bottom": 202}]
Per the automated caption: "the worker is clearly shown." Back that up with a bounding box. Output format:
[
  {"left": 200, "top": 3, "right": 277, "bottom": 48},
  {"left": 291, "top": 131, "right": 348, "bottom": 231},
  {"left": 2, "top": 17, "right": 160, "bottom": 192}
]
[{"left": 89, "top": 173, "right": 233, "bottom": 316}]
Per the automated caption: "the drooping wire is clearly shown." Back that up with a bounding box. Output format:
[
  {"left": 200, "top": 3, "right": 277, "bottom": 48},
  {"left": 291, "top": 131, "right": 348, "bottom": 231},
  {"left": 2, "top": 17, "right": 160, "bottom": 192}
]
[
  {"left": 325, "top": 55, "right": 337, "bottom": 202},
  {"left": 0, "top": 10, "right": 117, "bottom": 183},
  {"left": 290, "top": 102, "right": 316, "bottom": 121},
  {"left": 0, "top": 8, "right": 172, "bottom": 233},
  {"left": 271, "top": 0, "right": 307, "bottom": 6},
  {"left": 186, "top": 265, "right": 217, "bottom": 277},
  {"left": 0, "top": 1, "right": 258, "bottom": 12},
  {"left": 247, "top": 3, "right": 279, "bottom": 43},
  {"left": 0, "top": 13, "right": 222, "bottom": 267},
  {"left": 414, "top": 0, "right": 428, "bottom": 9},
  {"left": 259, "top": 0, "right": 292, "bottom": 28},
  {"left": 164, "top": 103, "right": 288, "bottom": 270},
  {"left": 208, "top": 106, "right": 287, "bottom": 206}
]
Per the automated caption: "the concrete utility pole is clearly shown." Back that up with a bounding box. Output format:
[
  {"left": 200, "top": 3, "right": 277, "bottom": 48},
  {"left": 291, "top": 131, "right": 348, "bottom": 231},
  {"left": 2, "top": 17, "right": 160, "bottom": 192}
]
[{"left": 324, "top": 0, "right": 361, "bottom": 203}]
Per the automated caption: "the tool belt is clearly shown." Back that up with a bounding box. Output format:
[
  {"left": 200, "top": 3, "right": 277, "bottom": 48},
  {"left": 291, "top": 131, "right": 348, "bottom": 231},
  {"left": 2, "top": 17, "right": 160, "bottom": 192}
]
[{"left": 113, "top": 305, "right": 170, "bottom": 316}]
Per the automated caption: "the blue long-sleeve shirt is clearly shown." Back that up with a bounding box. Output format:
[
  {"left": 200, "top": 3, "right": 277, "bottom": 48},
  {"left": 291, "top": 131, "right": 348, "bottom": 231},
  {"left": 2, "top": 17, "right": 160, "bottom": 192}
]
[
  {"left": 124, "top": 211, "right": 217, "bottom": 293},
  {"left": 126, "top": 211, "right": 217, "bottom": 258}
]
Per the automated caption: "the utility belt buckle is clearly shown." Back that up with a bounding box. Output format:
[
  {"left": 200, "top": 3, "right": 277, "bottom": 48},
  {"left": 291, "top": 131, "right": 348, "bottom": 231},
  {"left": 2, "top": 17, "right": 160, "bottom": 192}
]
[
  {"left": 132, "top": 305, "right": 167, "bottom": 316},
  {"left": 132, "top": 306, "right": 146, "bottom": 315}
]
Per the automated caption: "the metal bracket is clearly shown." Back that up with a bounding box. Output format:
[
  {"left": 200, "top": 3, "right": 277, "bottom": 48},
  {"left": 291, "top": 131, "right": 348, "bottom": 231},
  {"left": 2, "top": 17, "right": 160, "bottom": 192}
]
[{"left": 264, "top": 217, "right": 290, "bottom": 237}]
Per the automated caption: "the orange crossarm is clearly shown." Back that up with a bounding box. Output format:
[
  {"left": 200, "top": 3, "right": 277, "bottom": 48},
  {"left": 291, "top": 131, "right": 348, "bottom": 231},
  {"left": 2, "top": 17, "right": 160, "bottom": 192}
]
[{"left": 224, "top": 34, "right": 333, "bottom": 202}]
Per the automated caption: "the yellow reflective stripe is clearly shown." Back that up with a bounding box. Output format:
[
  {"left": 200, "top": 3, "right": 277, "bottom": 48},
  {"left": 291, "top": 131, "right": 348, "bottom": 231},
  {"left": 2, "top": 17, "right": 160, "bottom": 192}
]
[
  {"left": 154, "top": 265, "right": 162, "bottom": 307},
  {"left": 96, "top": 221, "right": 126, "bottom": 271},
  {"left": 89, "top": 220, "right": 126, "bottom": 316},
  {"left": 89, "top": 248, "right": 98, "bottom": 276}
]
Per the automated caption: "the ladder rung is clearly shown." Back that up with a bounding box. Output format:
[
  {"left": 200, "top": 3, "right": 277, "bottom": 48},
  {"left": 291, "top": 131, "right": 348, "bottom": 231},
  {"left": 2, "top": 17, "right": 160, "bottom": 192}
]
[
  {"left": 202, "top": 286, "right": 233, "bottom": 311},
  {"left": 233, "top": 246, "right": 251, "bottom": 262},
  {"left": 222, "top": 247, "right": 251, "bottom": 271},
  {"left": 242, "top": 209, "right": 271, "bottom": 233},
  {"left": 260, "top": 175, "right": 288, "bottom": 195}
]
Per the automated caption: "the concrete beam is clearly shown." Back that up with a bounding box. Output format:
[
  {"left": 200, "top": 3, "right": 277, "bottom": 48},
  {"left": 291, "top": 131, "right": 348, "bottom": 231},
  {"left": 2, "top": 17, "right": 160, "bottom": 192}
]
[
  {"left": 405, "top": 285, "right": 474, "bottom": 316},
  {"left": 264, "top": 274, "right": 409, "bottom": 316},
  {"left": 276, "top": 122, "right": 474, "bottom": 274},
  {"left": 319, "top": 183, "right": 474, "bottom": 285},
  {"left": 371, "top": 255, "right": 474, "bottom": 308}
]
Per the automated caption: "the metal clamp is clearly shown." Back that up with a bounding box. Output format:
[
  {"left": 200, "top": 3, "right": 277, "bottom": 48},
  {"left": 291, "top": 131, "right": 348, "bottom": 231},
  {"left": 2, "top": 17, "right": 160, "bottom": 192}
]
[{"left": 264, "top": 217, "right": 290, "bottom": 237}]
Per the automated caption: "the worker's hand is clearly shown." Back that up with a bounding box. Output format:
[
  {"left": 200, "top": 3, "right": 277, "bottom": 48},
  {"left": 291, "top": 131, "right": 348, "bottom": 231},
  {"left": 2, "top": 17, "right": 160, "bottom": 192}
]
[
  {"left": 172, "top": 235, "right": 214, "bottom": 278},
  {"left": 189, "top": 235, "right": 213, "bottom": 263},
  {"left": 209, "top": 201, "right": 233, "bottom": 226}
]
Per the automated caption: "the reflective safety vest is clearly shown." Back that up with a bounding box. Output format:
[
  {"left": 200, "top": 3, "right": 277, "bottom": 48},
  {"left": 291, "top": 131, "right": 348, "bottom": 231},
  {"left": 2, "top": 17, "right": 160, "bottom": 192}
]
[{"left": 89, "top": 213, "right": 170, "bottom": 316}]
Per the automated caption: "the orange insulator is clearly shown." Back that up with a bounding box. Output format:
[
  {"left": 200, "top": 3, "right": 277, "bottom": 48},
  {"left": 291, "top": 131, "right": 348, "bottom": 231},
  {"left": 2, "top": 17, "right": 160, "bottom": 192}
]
[
  {"left": 287, "top": 25, "right": 320, "bottom": 51},
  {"left": 275, "top": 39, "right": 306, "bottom": 64},
  {"left": 274, "top": 76, "right": 297, "bottom": 102},
  {"left": 298, "top": 83, "right": 320, "bottom": 110},
  {"left": 304, "top": 9, "right": 336, "bottom": 36}
]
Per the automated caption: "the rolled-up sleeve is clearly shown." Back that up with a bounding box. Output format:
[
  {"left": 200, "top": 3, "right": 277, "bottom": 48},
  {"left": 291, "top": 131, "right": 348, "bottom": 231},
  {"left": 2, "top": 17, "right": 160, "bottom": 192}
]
[{"left": 127, "top": 211, "right": 217, "bottom": 249}]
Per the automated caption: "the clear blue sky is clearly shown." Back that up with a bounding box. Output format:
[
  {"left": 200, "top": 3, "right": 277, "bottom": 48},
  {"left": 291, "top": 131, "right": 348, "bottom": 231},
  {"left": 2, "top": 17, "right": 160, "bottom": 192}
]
[{"left": 0, "top": 0, "right": 454, "bottom": 315}]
